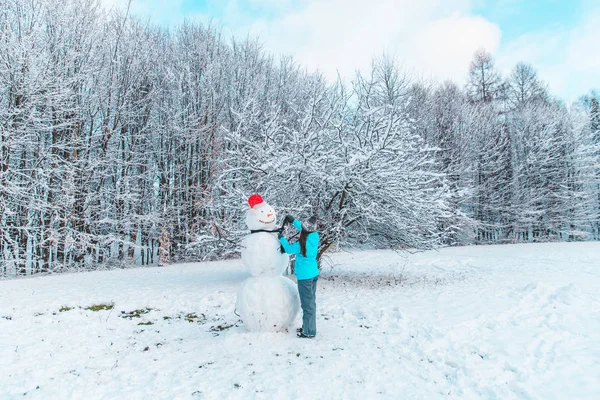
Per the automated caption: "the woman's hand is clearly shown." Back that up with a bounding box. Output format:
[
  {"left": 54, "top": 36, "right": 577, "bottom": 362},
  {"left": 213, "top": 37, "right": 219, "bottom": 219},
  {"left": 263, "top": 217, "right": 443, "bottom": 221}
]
[{"left": 278, "top": 232, "right": 284, "bottom": 239}]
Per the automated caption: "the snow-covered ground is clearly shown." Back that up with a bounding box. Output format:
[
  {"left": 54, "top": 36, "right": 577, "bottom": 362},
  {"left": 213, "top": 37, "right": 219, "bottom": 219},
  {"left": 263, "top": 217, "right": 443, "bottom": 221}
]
[{"left": 1, "top": 242, "right": 599, "bottom": 399}]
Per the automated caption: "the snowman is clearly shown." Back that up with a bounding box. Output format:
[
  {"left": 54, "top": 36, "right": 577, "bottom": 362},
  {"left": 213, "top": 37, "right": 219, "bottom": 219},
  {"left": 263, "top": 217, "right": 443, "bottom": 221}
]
[{"left": 235, "top": 194, "right": 300, "bottom": 332}]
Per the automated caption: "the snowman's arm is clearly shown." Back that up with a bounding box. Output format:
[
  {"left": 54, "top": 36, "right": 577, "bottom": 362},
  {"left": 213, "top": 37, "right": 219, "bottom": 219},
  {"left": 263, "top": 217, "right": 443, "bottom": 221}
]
[
  {"left": 279, "top": 237, "right": 300, "bottom": 255},
  {"left": 292, "top": 219, "right": 303, "bottom": 231}
]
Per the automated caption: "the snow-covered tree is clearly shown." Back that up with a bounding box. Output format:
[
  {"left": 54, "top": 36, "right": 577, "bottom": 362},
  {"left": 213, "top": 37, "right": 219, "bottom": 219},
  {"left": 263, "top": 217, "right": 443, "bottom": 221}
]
[
  {"left": 505, "top": 63, "right": 548, "bottom": 110},
  {"left": 1, "top": 0, "right": 598, "bottom": 277},
  {"left": 466, "top": 49, "right": 502, "bottom": 103},
  {"left": 209, "top": 58, "right": 453, "bottom": 259}
]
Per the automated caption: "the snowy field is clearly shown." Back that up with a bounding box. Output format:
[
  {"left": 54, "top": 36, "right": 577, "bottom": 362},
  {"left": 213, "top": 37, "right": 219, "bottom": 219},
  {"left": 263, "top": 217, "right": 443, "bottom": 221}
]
[{"left": 1, "top": 243, "right": 599, "bottom": 400}]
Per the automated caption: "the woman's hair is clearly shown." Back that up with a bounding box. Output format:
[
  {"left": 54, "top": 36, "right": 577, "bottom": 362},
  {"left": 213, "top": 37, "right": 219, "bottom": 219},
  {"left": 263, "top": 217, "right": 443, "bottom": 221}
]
[
  {"left": 299, "top": 216, "right": 318, "bottom": 257},
  {"left": 299, "top": 228, "right": 309, "bottom": 257}
]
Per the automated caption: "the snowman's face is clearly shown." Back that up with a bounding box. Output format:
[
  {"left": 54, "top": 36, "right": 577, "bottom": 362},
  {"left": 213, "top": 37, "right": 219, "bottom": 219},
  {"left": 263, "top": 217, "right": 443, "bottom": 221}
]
[{"left": 246, "top": 203, "right": 277, "bottom": 231}]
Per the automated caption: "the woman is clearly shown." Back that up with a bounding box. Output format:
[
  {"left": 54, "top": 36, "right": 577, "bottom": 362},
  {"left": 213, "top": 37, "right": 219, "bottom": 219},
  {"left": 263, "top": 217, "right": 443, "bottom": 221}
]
[{"left": 278, "top": 215, "right": 319, "bottom": 338}]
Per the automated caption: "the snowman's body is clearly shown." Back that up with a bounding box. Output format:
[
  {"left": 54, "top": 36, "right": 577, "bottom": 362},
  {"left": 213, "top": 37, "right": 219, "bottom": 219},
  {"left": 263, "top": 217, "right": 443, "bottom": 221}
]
[
  {"left": 241, "top": 232, "right": 288, "bottom": 277},
  {"left": 236, "top": 195, "right": 300, "bottom": 332}
]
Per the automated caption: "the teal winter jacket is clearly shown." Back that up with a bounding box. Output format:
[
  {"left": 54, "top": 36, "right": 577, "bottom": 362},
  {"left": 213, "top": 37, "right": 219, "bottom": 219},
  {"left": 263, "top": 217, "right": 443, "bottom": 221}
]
[{"left": 279, "top": 219, "right": 319, "bottom": 280}]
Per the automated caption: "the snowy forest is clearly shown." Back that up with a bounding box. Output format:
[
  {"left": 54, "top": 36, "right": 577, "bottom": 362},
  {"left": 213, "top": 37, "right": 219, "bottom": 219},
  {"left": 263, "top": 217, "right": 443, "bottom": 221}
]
[{"left": 1, "top": 0, "right": 599, "bottom": 277}]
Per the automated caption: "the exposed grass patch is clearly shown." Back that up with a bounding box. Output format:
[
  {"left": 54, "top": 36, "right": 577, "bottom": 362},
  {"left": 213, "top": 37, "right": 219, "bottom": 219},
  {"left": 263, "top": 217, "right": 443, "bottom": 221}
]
[
  {"left": 160, "top": 312, "right": 206, "bottom": 323},
  {"left": 59, "top": 306, "right": 73, "bottom": 312},
  {"left": 183, "top": 313, "right": 206, "bottom": 323},
  {"left": 209, "top": 322, "right": 235, "bottom": 332},
  {"left": 320, "top": 271, "right": 458, "bottom": 289},
  {"left": 85, "top": 303, "right": 114, "bottom": 312},
  {"left": 120, "top": 308, "right": 153, "bottom": 319},
  {"left": 137, "top": 321, "right": 154, "bottom": 326}
]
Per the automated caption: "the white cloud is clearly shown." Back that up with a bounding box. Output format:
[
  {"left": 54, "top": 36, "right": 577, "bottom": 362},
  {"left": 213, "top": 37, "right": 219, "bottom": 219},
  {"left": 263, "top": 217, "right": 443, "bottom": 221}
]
[
  {"left": 496, "top": 7, "right": 600, "bottom": 101},
  {"left": 565, "top": 9, "right": 600, "bottom": 72},
  {"left": 98, "top": 0, "right": 598, "bottom": 100},
  {"left": 98, "top": 0, "right": 500, "bottom": 85},
  {"left": 404, "top": 13, "right": 501, "bottom": 83},
  {"left": 241, "top": 0, "right": 501, "bottom": 84}
]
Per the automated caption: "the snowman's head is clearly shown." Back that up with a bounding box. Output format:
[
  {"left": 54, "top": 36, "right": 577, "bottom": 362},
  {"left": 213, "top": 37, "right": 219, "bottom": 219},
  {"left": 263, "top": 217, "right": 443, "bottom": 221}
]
[{"left": 245, "top": 194, "right": 277, "bottom": 231}]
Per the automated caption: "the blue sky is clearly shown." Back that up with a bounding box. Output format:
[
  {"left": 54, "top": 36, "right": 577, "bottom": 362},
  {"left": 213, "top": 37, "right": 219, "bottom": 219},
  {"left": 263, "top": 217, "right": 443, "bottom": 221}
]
[
  {"left": 104, "top": 0, "right": 600, "bottom": 101},
  {"left": 473, "top": 0, "right": 581, "bottom": 41}
]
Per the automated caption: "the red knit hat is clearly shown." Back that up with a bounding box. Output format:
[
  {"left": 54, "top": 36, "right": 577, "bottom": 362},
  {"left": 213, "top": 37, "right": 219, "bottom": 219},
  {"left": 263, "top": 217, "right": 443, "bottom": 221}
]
[{"left": 248, "top": 194, "right": 264, "bottom": 208}]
